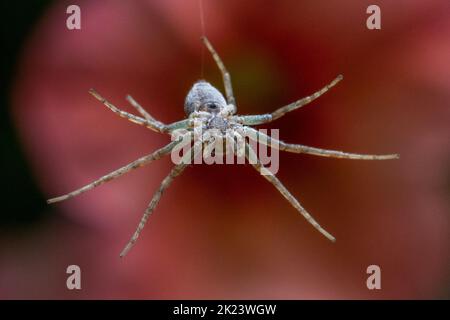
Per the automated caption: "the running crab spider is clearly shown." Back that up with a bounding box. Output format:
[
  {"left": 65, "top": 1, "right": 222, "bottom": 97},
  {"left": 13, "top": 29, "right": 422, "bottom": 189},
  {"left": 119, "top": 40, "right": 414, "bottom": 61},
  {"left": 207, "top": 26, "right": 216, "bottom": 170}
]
[{"left": 47, "top": 37, "right": 399, "bottom": 257}]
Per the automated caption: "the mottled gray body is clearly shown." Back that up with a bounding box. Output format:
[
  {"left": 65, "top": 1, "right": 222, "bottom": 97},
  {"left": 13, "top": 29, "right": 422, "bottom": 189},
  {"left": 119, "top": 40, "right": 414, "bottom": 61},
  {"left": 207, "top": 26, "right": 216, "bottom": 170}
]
[{"left": 184, "top": 81, "right": 227, "bottom": 115}]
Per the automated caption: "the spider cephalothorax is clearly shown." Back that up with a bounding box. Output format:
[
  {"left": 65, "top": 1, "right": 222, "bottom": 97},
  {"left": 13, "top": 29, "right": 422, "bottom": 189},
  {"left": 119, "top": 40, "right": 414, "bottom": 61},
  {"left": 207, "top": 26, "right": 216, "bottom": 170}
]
[
  {"left": 48, "top": 37, "right": 399, "bottom": 257},
  {"left": 183, "top": 80, "right": 245, "bottom": 157}
]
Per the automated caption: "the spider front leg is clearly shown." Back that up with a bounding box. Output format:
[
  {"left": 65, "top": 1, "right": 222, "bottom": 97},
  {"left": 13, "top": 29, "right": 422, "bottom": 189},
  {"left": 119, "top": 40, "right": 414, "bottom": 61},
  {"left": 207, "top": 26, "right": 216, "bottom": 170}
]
[
  {"left": 126, "top": 94, "right": 159, "bottom": 123},
  {"left": 120, "top": 137, "right": 201, "bottom": 257},
  {"left": 233, "top": 75, "right": 343, "bottom": 126},
  {"left": 89, "top": 88, "right": 162, "bottom": 132},
  {"left": 242, "top": 144, "right": 336, "bottom": 242},
  {"left": 89, "top": 89, "right": 191, "bottom": 134},
  {"left": 245, "top": 127, "right": 399, "bottom": 160},
  {"left": 47, "top": 138, "right": 183, "bottom": 204},
  {"left": 201, "top": 36, "right": 237, "bottom": 114}
]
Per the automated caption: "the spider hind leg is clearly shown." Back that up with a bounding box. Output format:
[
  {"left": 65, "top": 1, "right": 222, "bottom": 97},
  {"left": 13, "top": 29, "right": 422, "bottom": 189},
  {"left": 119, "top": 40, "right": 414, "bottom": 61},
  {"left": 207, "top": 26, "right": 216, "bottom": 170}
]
[{"left": 242, "top": 144, "right": 336, "bottom": 242}]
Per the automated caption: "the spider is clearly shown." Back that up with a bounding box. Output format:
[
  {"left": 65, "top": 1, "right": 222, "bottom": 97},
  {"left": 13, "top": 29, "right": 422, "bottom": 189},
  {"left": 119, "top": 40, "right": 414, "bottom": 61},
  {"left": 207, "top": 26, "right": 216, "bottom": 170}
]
[{"left": 47, "top": 37, "right": 399, "bottom": 257}]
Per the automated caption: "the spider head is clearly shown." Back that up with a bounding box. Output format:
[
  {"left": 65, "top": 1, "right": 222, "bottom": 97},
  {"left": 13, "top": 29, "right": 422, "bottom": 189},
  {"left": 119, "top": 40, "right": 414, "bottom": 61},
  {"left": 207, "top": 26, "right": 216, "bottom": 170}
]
[{"left": 184, "top": 80, "right": 227, "bottom": 115}]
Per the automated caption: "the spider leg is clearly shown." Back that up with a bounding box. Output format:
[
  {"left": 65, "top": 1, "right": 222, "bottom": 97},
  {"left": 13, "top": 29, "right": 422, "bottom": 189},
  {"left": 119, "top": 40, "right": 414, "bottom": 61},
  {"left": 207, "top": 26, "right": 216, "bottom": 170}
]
[
  {"left": 126, "top": 94, "right": 159, "bottom": 122},
  {"left": 243, "top": 143, "right": 336, "bottom": 242},
  {"left": 233, "top": 75, "right": 343, "bottom": 126},
  {"left": 119, "top": 162, "right": 189, "bottom": 257},
  {"left": 120, "top": 138, "right": 200, "bottom": 257},
  {"left": 201, "top": 36, "right": 237, "bottom": 113},
  {"left": 89, "top": 88, "right": 162, "bottom": 132},
  {"left": 125, "top": 95, "right": 194, "bottom": 134},
  {"left": 245, "top": 127, "right": 399, "bottom": 160},
  {"left": 89, "top": 89, "right": 191, "bottom": 134},
  {"left": 47, "top": 138, "right": 182, "bottom": 204},
  {"left": 165, "top": 119, "right": 193, "bottom": 133}
]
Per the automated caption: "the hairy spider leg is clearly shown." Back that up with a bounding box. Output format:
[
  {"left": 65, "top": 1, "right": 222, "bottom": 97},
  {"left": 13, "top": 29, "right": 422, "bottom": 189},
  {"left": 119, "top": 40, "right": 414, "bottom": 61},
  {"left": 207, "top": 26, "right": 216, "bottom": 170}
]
[
  {"left": 47, "top": 138, "right": 183, "bottom": 204},
  {"left": 245, "top": 127, "right": 399, "bottom": 160},
  {"left": 89, "top": 89, "right": 191, "bottom": 133},
  {"left": 243, "top": 144, "right": 336, "bottom": 242},
  {"left": 202, "top": 36, "right": 237, "bottom": 114},
  {"left": 120, "top": 137, "right": 202, "bottom": 257},
  {"left": 233, "top": 75, "right": 343, "bottom": 126},
  {"left": 119, "top": 163, "right": 188, "bottom": 257},
  {"left": 126, "top": 94, "right": 158, "bottom": 122}
]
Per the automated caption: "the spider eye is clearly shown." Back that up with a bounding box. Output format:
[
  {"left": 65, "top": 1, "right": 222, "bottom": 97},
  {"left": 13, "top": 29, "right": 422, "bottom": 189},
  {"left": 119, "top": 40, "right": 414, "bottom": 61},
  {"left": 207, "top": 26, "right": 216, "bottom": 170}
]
[{"left": 205, "top": 103, "right": 220, "bottom": 112}]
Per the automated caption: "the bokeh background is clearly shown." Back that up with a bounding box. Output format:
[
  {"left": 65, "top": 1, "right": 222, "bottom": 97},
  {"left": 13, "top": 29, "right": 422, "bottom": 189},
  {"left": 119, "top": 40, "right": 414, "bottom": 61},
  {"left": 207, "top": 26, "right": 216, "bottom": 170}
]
[{"left": 1, "top": 0, "right": 449, "bottom": 299}]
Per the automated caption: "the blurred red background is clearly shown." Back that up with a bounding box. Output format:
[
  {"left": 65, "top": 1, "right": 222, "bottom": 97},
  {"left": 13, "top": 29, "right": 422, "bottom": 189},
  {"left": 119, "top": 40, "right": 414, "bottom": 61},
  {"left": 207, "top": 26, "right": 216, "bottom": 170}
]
[{"left": 1, "top": 0, "right": 449, "bottom": 299}]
